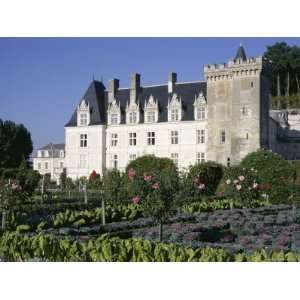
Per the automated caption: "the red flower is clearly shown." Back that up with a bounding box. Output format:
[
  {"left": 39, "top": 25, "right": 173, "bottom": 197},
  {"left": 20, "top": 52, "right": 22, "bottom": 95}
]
[
  {"left": 152, "top": 182, "right": 160, "bottom": 189},
  {"left": 132, "top": 196, "right": 140, "bottom": 204}
]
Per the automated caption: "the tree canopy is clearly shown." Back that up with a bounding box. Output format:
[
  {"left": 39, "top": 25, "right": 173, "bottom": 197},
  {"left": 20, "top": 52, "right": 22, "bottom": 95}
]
[
  {"left": 0, "top": 119, "right": 33, "bottom": 168},
  {"left": 264, "top": 42, "right": 300, "bottom": 105}
]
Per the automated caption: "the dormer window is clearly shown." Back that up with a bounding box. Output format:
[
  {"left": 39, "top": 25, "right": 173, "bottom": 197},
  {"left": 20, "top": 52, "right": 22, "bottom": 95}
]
[
  {"left": 107, "top": 99, "right": 121, "bottom": 125},
  {"left": 126, "top": 99, "right": 140, "bottom": 124},
  {"left": 77, "top": 99, "right": 90, "bottom": 126},
  {"left": 168, "top": 93, "right": 182, "bottom": 122},
  {"left": 60, "top": 150, "right": 64, "bottom": 158},
  {"left": 194, "top": 92, "right": 207, "bottom": 120},
  {"left": 80, "top": 113, "right": 88, "bottom": 126},
  {"left": 129, "top": 112, "right": 137, "bottom": 124},
  {"left": 144, "top": 94, "right": 158, "bottom": 123},
  {"left": 171, "top": 109, "right": 179, "bottom": 121}
]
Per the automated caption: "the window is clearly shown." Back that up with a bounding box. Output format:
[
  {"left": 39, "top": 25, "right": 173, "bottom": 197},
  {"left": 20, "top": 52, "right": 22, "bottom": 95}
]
[
  {"left": 250, "top": 81, "right": 254, "bottom": 88},
  {"left": 60, "top": 162, "right": 64, "bottom": 168},
  {"left": 79, "top": 154, "right": 87, "bottom": 168},
  {"left": 111, "top": 133, "right": 118, "bottom": 147},
  {"left": 41, "top": 151, "right": 45, "bottom": 158},
  {"left": 129, "top": 112, "right": 137, "bottom": 124},
  {"left": 246, "top": 132, "right": 249, "bottom": 140},
  {"left": 45, "top": 162, "right": 48, "bottom": 169},
  {"left": 171, "top": 109, "right": 179, "bottom": 121},
  {"left": 112, "top": 154, "right": 118, "bottom": 169},
  {"left": 197, "top": 106, "right": 206, "bottom": 120},
  {"left": 220, "top": 130, "right": 226, "bottom": 144},
  {"left": 38, "top": 163, "right": 41, "bottom": 170},
  {"left": 197, "top": 129, "right": 205, "bottom": 144},
  {"left": 147, "top": 132, "right": 155, "bottom": 145},
  {"left": 227, "top": 157, "right": 231, "bottom": 167},
  {"left": 111, "top": 113, "right": 118, "bottom": 124},
  {"left": 60, "top": 151, "right": 64, "bottom": 158},
  {"left": 147, "top": 111, "right": 155, "bottom": 123},
  {"left": 129, "top": 132, "right": 137, "bottom": 146},
  {"left": 80, "top": 134, "right": 87, "bottom": 147},
  {"left": 80, "top": 113, "right": 88, "bottom": 126},
  {"left": 171, "top": 130, "right": 178, "bottom": 144},
  {"left": 171, "top": 153, "right": 179, "bottom": 167},
  {"left": 129, "top": 154, "right": 137, "bottom": 162},
  {"left": 196, "top": 152, "right": 205, "bottom": 163}
]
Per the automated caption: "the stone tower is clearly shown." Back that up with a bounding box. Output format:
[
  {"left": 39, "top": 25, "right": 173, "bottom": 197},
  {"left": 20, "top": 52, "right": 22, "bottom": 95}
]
[{"left": 204, "top": 45, "right": 269, "bottom": 166}]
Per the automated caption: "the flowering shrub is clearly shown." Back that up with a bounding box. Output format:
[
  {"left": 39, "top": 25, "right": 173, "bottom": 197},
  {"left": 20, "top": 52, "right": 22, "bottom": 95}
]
[
  {"left": 88, "top": 170, "right": 102, "bottom": 189},
  {"left": 240, "top": 149, "right": 295, "bottom": 204},
  {"left": 0, "top": 179, "right": 27, "bottom": 210},
  {"left": 179, "top": 161, "right": 223, "bottom": 202},
  {"left": 220, "top": 166, "right": 260, "bottom": 206},
  {"left": 128, "top": 166, "right": 179, "bottom": 241}
]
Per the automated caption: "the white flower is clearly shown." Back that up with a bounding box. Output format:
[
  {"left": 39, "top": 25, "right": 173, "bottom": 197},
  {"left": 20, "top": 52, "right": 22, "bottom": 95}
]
[
  {"left": 250, "top": 168, "right": 254, "bottom": 171},
  {"left": 253, "top": 182, "right": 258, "bottom": 189},
  {"left": 226, "top": 179, "right": 231, "bottom": 185},
  {"left": 236, "top": 184, "right": 242, "bottom": 191},
  {"left": 233, "top": 179, "right": 239, "bottom": 184},
  {"left": 238, "top": 176, "right": 245, "bottom": 181}
]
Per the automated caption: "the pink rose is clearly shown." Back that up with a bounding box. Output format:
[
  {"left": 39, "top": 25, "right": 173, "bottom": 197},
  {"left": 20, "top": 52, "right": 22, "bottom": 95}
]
[
  {"left": 143, "top": 173, "right": 152, "bottom": 181},
  {"left": 198, "top": 183, "right": 205, "bottom": 190},
  {"left": 236, "top": 184, "right": 242, "bottom": 191},
  {"left": 132, "top": 196, "right": 140, "bottom": 204},
  {"left": 238, "top": 176, "right": 245, "bottom": 181},
  {"left": 152, "top": 182, "right": 160, "bottom": 189}
]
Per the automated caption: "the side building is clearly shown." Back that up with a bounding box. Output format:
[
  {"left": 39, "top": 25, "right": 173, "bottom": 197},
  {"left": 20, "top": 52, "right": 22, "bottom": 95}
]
[{"left": 32, "top": 143, "right": 65, "bottom": 183}]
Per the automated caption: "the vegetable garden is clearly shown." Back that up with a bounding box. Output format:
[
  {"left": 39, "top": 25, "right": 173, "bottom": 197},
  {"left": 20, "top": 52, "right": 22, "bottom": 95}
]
[{"left": 2, "top": 150, "right": 300, "bottom": 261}]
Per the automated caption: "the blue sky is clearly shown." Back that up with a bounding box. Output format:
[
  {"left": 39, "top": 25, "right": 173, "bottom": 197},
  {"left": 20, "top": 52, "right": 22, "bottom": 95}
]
[{"left": 0, "top": 37, "right": 299, "bottom": 150}]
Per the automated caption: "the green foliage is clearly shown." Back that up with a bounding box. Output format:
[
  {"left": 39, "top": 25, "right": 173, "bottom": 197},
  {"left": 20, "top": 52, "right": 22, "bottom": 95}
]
[
  {"left": 102, "top": 169, "right": 129, "bottom": 207},
  {"left": 180, "top": 161, "right": 223, "bottom": 202},
  {"left": 1, "top": 232, "right": 300, "bottom": 262},
  {"left": 240, "top": 149, "right": 295, "bottom": 204},
  {"left": 16, "top": 167, "right": 41, "bottom": 195},
  {"left": 87, "top": 170, "right": 102, "bottom": 189},
  {"left": 126, "top": 155, "right": 177, "bottom": 175},
  {"left": 0, "top": 119, "right": 33, "bottom": 168}
]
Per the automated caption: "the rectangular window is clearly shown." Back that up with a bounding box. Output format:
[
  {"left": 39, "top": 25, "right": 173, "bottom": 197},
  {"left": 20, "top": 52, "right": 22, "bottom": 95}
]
[
  {"left": 80, "top": 113, "right": 88, "bottom": 126},
  {"left": 147, "top": 132, "right": 155, "bottom": 145},
  {"left": 197, "top": 129, "right": 205, "bottom": 144},
  {"left": 196, "top": 152, "right": 205, "bottom": 164},
  {"left": 129, "top": 112, "right": 137, "bottom": 124},
  {"left": 241, "top": 106, "right": 249, "bottom": 117},
  {"left": 112, "top": 154, "right": 118, "bottom": 169},
  {"left": 111, "top": 114, "right": 118, "bottom": 124},
  {"left": 111, "top": 133, "right": 118, "bottom": 147},
  {"left": 171, "top": 109, "right": 179, "bottom": 121},
  {"left": 79, "top": 154, "right": 87, "bottom": 168},
  {"left": 171, "top": 153, "right": 179, "bottom": 167},
  {"left": 60, "top": 162, "right": 64, "bottom": 168},
  {"left": 45, "top": 162, "right": 48, "bottom": 169},
  {"left": 220, "top": 129, "right": 226, "bottom": 144},
  {"left": 41, "top": 151, "right": 45, "bottom": 158},
  {"left": 80, "top": 134, "right": 87, "bottom": 147},
  {"left": 147, "top": 111, "right": 155, "bottom": 123},
  {"left": 129, "top": 154, "right": 137, "bottom": 162},
  {"left": 171, "top": 130, "right": 178, "bottom": 144},
  {"left": 38, "top": 162, "right": 41, "bottom": 170},
  {"left": 129, "top": 132, "right": 137, "bottom": 146},
  {"left": 197, "top": 106, "right": 206, "bottom": 120}
]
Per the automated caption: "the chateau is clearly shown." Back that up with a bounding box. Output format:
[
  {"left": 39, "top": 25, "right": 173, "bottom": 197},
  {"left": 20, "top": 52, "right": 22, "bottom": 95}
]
[{"left": 33, "top": 45, "right": 300, "bottom": 182}]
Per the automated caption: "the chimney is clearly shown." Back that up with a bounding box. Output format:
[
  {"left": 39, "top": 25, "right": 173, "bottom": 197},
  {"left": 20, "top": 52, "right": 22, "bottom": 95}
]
[
  {"left": 130, "top": 73, "right": 141, "bottom": 103},
  {"left": 108, "top": 78, "right": 119, "bottom": 102},
  {"left": 168, "top": 72, "right": 177, "bottom": 93}
]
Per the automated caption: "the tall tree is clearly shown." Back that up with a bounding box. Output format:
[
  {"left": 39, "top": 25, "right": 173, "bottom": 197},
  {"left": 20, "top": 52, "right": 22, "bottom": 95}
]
[{"left": 0, "top": 119, "right": 33, "bottom": 168}]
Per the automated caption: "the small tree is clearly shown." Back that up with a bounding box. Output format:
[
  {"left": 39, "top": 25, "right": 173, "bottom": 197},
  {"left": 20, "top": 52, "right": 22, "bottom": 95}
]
[
  {"left": 88, "top": 170, "right": 102, "bottom": 189},
  {"left": 128, "top": 166, "right": 179, "bottom": 242}
]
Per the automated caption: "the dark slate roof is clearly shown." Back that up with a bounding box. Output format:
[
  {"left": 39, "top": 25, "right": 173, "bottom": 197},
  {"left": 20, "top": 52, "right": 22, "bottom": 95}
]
[
  {"left": 65, "top": 80, "right": 106, "bottom": 127},
  {"left": 235, "top": 45, "right": 247, "bottom": 61},
  {"left": 40, "top": 143, "right": 65, "bottom": 150},
  {"left": 65, "top": 80, "right": 207, "bottom": 126}
]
